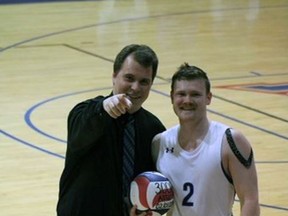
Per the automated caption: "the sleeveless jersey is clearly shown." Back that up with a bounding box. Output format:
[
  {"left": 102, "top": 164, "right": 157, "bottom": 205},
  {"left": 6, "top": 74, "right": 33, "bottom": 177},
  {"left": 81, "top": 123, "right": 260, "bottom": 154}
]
[{"left": 156, "top": 121, "right": 235, "bottom": 216}]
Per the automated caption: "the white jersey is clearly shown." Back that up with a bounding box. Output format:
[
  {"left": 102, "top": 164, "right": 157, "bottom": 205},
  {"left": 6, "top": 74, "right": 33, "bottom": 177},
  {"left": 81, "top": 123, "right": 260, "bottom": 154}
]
[{"left": 156, "top": 121, "right": 235, "bottom": 216}]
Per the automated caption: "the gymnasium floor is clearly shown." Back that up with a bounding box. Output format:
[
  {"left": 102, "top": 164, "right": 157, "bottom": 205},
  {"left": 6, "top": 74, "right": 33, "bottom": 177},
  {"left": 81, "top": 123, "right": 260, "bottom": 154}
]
[{"left": 0, "top": 0, "right": 287, "bottom": 215}]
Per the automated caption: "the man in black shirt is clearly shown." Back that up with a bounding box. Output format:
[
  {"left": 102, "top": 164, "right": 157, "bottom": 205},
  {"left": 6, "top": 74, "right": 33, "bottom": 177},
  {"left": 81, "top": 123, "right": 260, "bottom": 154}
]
[{"left": 57, "top": 44, "right": 166, "bottom": 216}]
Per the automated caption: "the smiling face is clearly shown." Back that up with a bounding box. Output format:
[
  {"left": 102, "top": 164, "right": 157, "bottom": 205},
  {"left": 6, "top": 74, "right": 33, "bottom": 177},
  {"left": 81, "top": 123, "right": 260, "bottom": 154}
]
[
  {"left": 171, "top": 78, "right": 212, "bottom": 122},
  {"left": 112, "top": 54, "right": 153, "bottom": 113}
]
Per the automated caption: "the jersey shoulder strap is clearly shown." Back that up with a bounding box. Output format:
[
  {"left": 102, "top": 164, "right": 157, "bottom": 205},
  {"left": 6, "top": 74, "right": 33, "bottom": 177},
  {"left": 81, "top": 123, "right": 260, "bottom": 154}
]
[{"left": 225, "top": 128, "right": 253, "bottom": 168}]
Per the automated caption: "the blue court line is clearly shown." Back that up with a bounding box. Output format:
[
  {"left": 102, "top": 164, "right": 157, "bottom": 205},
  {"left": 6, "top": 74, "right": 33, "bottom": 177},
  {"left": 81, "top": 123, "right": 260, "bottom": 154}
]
[
  {"left": 0, "top": 0, "right": 95, "bottom": 5},
  {"left": 208, "top": 109, "right": 288, "bottom": 140},
  {"left": 259, "top": 203, "right": 288, "bottom": 211},
  {"left": 1, "top": 129, "right": 65, "bottom": 159},
  {"left": 24, "top": 87, "right": 112, "bottom": 144}
]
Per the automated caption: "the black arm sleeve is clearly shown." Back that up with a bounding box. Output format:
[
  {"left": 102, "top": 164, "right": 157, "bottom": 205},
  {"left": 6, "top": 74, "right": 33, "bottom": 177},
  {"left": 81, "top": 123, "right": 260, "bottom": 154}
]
[
  {"left": 67, "top": 96, "right": 111, "bottom": 153},
  {"left": 225, "top": 128, "right": 253, "bottom": 168}
]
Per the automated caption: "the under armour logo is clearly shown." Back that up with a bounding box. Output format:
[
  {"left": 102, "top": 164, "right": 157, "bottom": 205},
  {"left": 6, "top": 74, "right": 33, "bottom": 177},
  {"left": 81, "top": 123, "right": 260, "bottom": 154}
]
[{"left": 165, "top": 147, "right": 174, "bottom": 153}]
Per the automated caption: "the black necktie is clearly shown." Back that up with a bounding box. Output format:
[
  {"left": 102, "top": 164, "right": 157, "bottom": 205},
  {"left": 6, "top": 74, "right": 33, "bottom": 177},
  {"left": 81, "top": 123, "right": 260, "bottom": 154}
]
[{"left": 122, "top": 115, "right": 135, "bottom": 197}]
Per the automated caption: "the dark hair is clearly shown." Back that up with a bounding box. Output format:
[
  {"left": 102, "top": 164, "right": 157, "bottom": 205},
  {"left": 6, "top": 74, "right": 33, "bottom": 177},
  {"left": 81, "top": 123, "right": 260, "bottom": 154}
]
[
  {"left": 113, "top": 44, "right": 158, "bottom": 80},
  {"left": 171, "top": 63, "right": 211, "bottom": 94}
]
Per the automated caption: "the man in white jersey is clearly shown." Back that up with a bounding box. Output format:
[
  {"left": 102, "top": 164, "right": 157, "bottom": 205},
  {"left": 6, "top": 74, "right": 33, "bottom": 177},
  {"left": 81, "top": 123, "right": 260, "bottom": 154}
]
[{"left": 149, "top": 63, "right": 260, "bottom": 216}]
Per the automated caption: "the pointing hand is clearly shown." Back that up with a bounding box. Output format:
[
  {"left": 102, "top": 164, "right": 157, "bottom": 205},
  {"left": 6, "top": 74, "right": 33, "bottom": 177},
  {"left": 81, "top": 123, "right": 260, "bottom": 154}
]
[{"left": 103, "top": 94, "right": 132, "bottom": 118}]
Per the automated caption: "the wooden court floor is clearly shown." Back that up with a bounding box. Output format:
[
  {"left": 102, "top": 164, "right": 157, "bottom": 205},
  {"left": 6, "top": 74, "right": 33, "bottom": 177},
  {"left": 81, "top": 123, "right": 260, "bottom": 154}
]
[{"left": 0, "top": 0, "right": 287, "bottom": 215}]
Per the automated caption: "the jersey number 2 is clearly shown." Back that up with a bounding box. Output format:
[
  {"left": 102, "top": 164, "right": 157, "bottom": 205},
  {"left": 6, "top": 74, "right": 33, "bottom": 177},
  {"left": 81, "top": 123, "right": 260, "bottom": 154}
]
[{"left": 182, "top": 182, "right": 194, "bottom": 206}]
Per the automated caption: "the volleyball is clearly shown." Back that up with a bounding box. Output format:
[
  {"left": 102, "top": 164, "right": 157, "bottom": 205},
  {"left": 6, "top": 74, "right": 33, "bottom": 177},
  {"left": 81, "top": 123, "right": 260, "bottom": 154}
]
[{"left": 130, "top": 171, "right": 174, "bottom": 215}]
